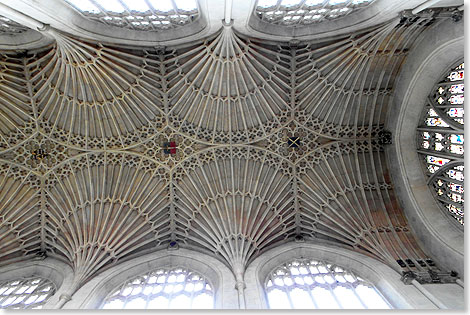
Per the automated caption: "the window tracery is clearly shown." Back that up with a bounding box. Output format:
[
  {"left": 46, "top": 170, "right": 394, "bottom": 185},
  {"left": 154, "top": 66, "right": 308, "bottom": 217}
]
[
  {"left": 265, "top": 259, "right": 391, "bottom": 309},
  {"left": 417, "top": 62, "right": 464, "bottom": 225},
  {"left": 0, "top": 277, "right": 56, "bottom": 309},
  {"left": 255, "top": 0, "right": 373, "bottom": 26},
  {"left": 101, "top": 267, "right": 214, "bottom": 309},
  {"left": 63, "top": 0, "right": 199, "bottom": 31}
]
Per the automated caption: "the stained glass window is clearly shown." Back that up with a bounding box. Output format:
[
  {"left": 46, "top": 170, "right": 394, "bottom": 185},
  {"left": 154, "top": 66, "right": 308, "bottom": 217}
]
[
  {"left": 255, "top": 0, "right": 373, "bottom": 26},
  {"left": 417, "top": 62, "right": 464, "bottom": 225},
  {"left": 63, "top": 0, "right": 199, "bottom": 31},
  {"left": 265, "top": 259, "right": 391, "bottom": 309},
  {"left": 0, "top": 277, "right": 56, "bottom": 309},
  {"left": 101, "top": 267, "right": 214, "bottom": 309},
  {"left": 0, "top": 15, "right": 30, "bottom": 34}
]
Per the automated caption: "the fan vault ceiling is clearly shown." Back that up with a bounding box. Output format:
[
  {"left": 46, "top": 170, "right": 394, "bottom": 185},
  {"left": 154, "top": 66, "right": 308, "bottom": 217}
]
[{"left": 0, "top": 6, "right": 458, "bottom": 294}]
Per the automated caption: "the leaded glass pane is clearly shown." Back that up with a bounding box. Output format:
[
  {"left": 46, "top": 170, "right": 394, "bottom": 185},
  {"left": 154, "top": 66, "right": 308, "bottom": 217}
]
[
  {"left": 265, "top": 259, "right": 391, "bottom": 309},
  {"left": 430, "top": 63, "right": 465, "bottom": 123},
  {"left": 63, "top": 0, "right": 199, "bottom": 31},
  {"left": 417, "top": 62, "right": 464, "bottom": 225},
  {"left": 255, "top": 0, "right": 374, "bottom": 26},
  {"left": 0, "top": 277, "right": 56, "bottom": 309},
  {"left": 101, "top": 267, "right": 214, "bottom": 309}
]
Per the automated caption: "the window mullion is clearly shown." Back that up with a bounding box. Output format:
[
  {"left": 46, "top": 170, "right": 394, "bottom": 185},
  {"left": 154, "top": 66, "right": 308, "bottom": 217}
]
[
  {"left": 327, "top": 273, "right": 343, "bottom": 309},
  {"left": 351, "top": 283, "right": 369, "bottom": 309},
  {"left": 419, "top": 150, "right": 463, "bottom": 163}
]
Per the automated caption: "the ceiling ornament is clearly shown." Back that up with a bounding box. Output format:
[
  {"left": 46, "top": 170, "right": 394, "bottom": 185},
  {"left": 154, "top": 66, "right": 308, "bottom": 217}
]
[
  {"left": 128, "top": 126, "right": 204, "bottom": 168},
  {"left": 0, "top": 134, "right": 69, "bottom": 176}
]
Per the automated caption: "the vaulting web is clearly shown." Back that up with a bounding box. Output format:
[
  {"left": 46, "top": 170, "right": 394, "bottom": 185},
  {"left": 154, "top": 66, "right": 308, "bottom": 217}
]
[
  {"left": 255, "top": 0, "right": 373, "bottom": 25},
  {"left": 417, "top": 63, "right": 464, "bottom": 224},
  {"left": 63, "top": 0, "right": 198, "bottom": 30},
  {"left": 0, "top": 12, "right": 453, "bottom": 300},
  {"left": 265, "top": 259, "right": 390, "bottom": 309}
]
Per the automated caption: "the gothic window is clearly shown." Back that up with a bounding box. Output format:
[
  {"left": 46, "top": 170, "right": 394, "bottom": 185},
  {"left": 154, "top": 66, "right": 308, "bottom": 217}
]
[
  {"left": 254, "top": 0, "right": 373, "bottom": 26},
  {"left": 417, "top": 62, "right": 464, "bottom": 225},
  {"left": 101, "top": 267, "right": 214, "bottom": 309},
  {"left": 63, "top": 0, "right": 199, "bottom": 31},
  {"left": 0, "top": 277, "right": 56, "bottom": 309},
  {"left": 265, "top": 259, "right": 391, "bottom": 309}
]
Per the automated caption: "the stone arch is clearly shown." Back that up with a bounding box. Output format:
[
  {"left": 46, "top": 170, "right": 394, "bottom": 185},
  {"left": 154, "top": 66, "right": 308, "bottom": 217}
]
[
  {"left": 0, "top": 257, "right": 74, "bottom": 308},
  {"left": 386, "top": 17, "right": 464, "bottom": 277},
  {"left": 62, "top": 248, "right": 238, "bottom": 309},
  {"left": 243, "top": 242, "right": 439, "bottom": 309}
]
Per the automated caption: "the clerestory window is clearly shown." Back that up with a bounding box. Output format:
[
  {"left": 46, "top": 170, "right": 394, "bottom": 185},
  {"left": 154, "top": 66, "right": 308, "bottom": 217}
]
[
  {"left": 254, "top": 0, "right": 373, "bottom": 26},
  {"left": 0, "top": 277, "right": 56, "bottom": 309},
  {"left": 63, "top": 0, "right": 199, "bottom": 31},
  {"left": 265, "top": 259, "right": 391, "bottom": 309},
  {"left": 416, "top": 62, "right": 464, "bottom": 225},
  {"left": 101, "top": 267, "right": 214, "bottom": 309}
]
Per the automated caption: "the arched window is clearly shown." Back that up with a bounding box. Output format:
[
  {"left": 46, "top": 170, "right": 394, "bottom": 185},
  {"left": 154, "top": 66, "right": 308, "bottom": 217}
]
[
  {"left": 63, "top": 0, "right": 199, "bottom": 31},
  {"left": 255, "top": 0, "right": 373, "bottom": 26},
  {"left": 101, "top": 267, "right": 214, "bottom": 309},
  {"left": 417, "top": 62, "right": 464, "bottom": 225},
  {"left": 0, "top": 277, "right": 56, "bottom": 309},
  {"left": 265, "top": 259, "right": 391, "bottom": 309}
]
